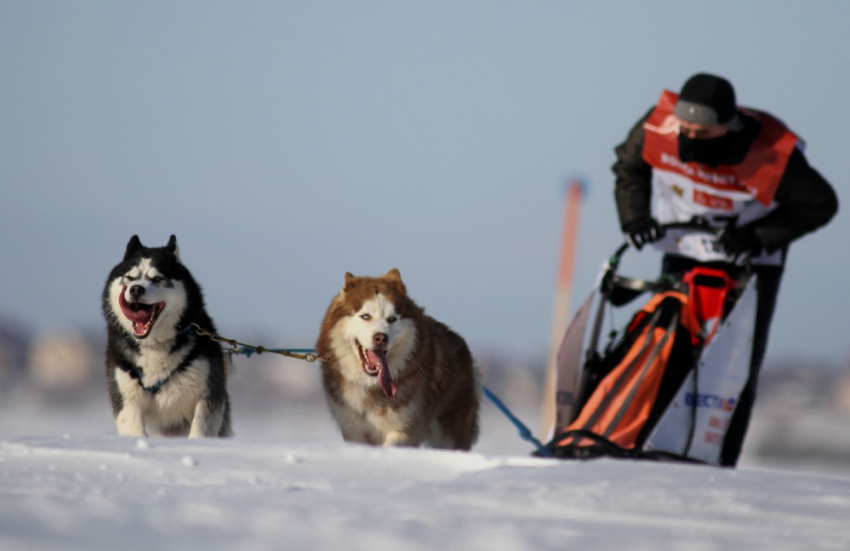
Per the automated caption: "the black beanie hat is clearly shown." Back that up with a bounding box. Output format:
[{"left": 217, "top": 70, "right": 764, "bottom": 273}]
[{"left": 674, "top": 73, "right": 742, "bottom": 130}]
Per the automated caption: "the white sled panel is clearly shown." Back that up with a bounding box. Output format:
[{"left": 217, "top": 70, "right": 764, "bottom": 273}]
[
  {"left": 550, "top": 287, "right": 598, "bottom": 438},
  {"left": 644, "top": 277, "right": 758, "bottom": 465}
]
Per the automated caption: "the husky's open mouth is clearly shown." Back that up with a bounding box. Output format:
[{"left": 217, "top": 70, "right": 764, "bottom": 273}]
[
  {"left": 356, "top": 340, "right": 397, "bottom": 398},
  {"left": 118, "top": 286, "right": 165, "bottom": 339}
]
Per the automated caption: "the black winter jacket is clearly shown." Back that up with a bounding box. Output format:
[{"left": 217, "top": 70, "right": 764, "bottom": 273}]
[{"left": 612, "top": 108, "right": 838, "bottom": 255}]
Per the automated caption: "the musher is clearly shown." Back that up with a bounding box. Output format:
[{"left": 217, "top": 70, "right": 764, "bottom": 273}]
[{"left": 611, "top": 72, "right": 838, "bottom": 466}]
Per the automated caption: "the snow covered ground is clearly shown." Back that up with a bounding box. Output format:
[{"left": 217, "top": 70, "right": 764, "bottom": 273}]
[{"left": 2, "top": 397, "right": 850, "bottom": 551}]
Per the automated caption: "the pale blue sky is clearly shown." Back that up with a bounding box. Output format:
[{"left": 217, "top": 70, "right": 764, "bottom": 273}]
[{"left": 1, "top": 1, "right": 846, "bottom": 365}]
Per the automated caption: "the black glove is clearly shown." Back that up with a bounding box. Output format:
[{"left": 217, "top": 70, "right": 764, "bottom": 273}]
[
  {"left": 718, "top": 226, "right": 763, "bottom": 257},
  {"left": 623, "top": 217, "right": 665, "bottom": 250}
]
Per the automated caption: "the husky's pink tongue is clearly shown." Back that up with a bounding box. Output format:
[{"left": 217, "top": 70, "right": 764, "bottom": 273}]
[
  {"left": 366, "top": 349, "right": 396, "bottom": 398},
  {"left": 378, "top": 364, "right": 397, "bottom": 397},
  {"left": 118, "top": 286, "right": 154, "bottom": 323}
]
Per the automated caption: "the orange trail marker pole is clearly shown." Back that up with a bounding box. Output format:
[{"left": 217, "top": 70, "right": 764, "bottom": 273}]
[{"left": 540, "top": 179, "right": 584, "bottom": 441}]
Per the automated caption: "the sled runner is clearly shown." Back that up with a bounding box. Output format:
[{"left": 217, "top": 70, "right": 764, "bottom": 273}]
[{"left": 542, "top": 223, "right": 757, "bottom": 465}]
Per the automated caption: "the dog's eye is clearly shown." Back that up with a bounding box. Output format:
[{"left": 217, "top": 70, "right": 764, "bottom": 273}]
[
  {"left": 387, "top": 316, "right": 397, "bottom": 323},
  {"left": 151, "top": 276, "right": 164, "bottom": 284},
  {"left": 125, "top": 274, "right": 139, "bottom": 281},
  {"left": 360, "top": 314, "right": 371, "bottom": 321}
]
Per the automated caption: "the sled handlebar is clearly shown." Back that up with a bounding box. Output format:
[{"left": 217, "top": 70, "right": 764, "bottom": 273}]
[
  {"left": 600, "top": 221, "right": 752, "bottom": 308},
  {"left": 611, "top": 221, "right": 720, "bottom": 267},
  {"left": 606, "top": 221, "right": 754, "bottom": 291}
]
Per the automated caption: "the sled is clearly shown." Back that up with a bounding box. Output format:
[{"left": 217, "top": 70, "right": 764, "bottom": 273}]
[{"left": 542, "top": 223, "right": 757, "bottom": 465}]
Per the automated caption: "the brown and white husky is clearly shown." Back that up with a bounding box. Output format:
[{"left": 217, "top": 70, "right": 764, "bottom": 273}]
[{"left": 316, "top": 269, "right": 480, "bottom": 450}]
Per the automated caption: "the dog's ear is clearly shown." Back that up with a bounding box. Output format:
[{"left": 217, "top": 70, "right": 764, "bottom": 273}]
[
  {"left": 165, "top": 235, "right": 181, "bottom": 262},
  {"left": 385, "top": 268, "right": 406, "bottom": 293},
  {"left": 342, "top": 272, "right": 356, "bottom": 292},
  {"left": 124, "top": 235, "right": 143, "bottom": 260}
]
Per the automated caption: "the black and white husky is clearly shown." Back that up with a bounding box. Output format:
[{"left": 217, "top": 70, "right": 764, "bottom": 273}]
[{"left": 102, "top": 235, "right": 232, "bottom": 438}]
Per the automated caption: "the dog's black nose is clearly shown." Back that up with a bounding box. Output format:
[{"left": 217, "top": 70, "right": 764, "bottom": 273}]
[
  {"left": 373, "top": 333, "right": 388, "bottom": 347},
  {"left": 129, "top": 285, "right": 145, "bottom": 299}
]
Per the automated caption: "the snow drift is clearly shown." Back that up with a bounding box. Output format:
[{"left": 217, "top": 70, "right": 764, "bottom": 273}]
[{"left": 2, "top": 434, "right": 849, "bottom": 551}]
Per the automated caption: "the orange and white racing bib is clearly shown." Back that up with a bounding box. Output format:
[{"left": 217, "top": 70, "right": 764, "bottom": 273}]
[{"left": 641, "top": 90, "right": 801, "bottom": 265}]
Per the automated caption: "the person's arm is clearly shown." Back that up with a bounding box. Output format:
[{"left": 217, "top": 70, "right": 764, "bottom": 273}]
[
  {"left": 612, "top": 108, "right": 655, "bottom": 229},
  {"left": 749, "top": 148, "right": 838, "bottom": 252}
]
